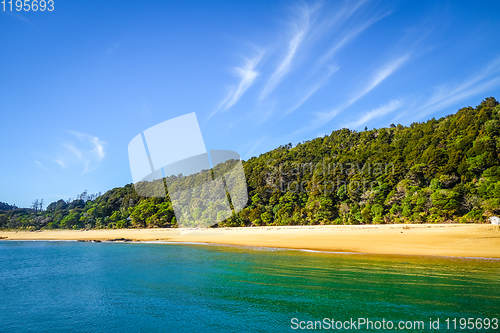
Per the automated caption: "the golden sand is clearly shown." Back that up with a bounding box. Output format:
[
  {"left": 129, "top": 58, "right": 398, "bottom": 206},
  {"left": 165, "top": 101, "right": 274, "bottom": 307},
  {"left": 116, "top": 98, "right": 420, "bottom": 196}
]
[{"left": 2, "top": 224, "right": 499, "bottom": 258}]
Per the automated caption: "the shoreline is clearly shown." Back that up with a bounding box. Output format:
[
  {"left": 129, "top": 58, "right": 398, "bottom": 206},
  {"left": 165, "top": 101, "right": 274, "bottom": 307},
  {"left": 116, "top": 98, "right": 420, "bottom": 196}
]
[
  {"left": 2, "top": 224, "right": 499, "bottom": 259},
  {"left": 9, "top": 239, "right": 500, "bottom": 261}
]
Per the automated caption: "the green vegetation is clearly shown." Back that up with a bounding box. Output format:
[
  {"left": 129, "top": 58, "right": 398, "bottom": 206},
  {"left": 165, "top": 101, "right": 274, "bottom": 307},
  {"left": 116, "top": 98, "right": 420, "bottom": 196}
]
[{"left": 1, "top": 97, "right": 499, "bottom": 229}]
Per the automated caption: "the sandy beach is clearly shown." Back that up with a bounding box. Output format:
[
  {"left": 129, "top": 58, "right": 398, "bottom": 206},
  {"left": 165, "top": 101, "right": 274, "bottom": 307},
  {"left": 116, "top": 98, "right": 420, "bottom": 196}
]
[{"left": 1, "top": 224, "right": 499, "bottom": 258}]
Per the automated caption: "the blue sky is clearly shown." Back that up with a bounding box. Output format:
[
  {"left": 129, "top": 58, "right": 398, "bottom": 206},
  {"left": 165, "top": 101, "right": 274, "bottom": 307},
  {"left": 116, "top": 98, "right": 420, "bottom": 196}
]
[{"left": 1, "top": 0, "right": 500, "bottom": 208}]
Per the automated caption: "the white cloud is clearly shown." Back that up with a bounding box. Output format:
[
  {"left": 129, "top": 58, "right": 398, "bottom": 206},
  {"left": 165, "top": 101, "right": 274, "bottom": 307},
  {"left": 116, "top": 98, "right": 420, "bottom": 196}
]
[
  {"left": 286, "top": 65, "right": 339, "bottom": 115},
  {"left": 52, "top": 159, "right": 66, "bottom": 169},
  {"left": 317, "top": 9, "right": 391, "bottom": 69},
  {"left": 213, "top": 87, "right": 235, "bottom": 115},
  {"left": 64, "top": 143, "right": 83, "bottom": 160},
  {"left": 68, "top": 131, "right": 106, "bottom": 160},
  {"left": 6, "top": 12, "right": 34, "bottom": 26},
  {"left": 345, "top": 99, "right": 402, "bottom": 128},
  {"left": 212, "top": 0, "right": 394, "bottom": 129},
  {"left": 225, "top": 53, "right": 263, "bottom": 110},
  {"left": 244, "top": 136, "right": 267, "bottom": 159},
  {"left": 210, "top": 51, "right": 264, "bottom": 118},
  {"left": 50, "top": 131, "right": 106, "bottom": 174},
  {"left": 287, "top": 84, "right": 323, "bottom": 115},
  {"left": 394, "top": 56, "right": 500, "bottom": 122},
  {"left": 260, "top": 3, "right": 318, "bottom": 100},
  {"left": 34, "top": 160, "right": 49, "bottom": 171},
  {"left": 349, "top": 54, "right": 410, "bottom": 105},
  {"left": 296, "top": 54, "right": 409, "bottom": 134},
  {"left": 90, "top": 136, "right": 105, "bottom": 161}
]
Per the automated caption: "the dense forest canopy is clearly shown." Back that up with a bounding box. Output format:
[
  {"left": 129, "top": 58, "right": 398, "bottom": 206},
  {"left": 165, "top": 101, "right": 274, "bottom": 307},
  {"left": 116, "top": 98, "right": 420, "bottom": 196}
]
[{"left": 1, "top": 97, "right": 500, "bottom": 230}]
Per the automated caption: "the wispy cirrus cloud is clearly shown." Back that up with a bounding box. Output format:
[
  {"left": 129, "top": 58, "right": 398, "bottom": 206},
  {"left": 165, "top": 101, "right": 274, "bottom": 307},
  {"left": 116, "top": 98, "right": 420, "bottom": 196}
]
[
  {"left": 349, "top": 54, "right": 410, "bottom": 105},
  {"left": 260, "top": 3, "right": 319, "bottom": 100},
  {"left": 52, "top": 158, "right": 66, "bottom": 168},
  {"left": 210, "top": 50, "right": 264, "bottom": 118},
  {"left": 295, "top": 53, "right": 410, "bottom": 134},
  {"left": 46, "top": 131, "right": 106, "bottom": 174},
  {"left": 63, "top": 142, "right": 83, "bottom": 161},
  {"left": 224, "top": 53, "right": 264, "bottom": 110},
  {"left": 213, "top": 0, "right": 392, "bottom": 126},
  {"left": 69, "top": 131, "right": 106, "bottom": 160},
  {"left": 340, "top": 55, "right": 500, "bottom": 129},
  {"left": 287, "top": 84, "right": 323, "bottom": 115},
  {"left": 34, "top": 160, "right": 49, "bottom": 171},
  {"left": 286, "top": 65, "right": 339, "bottom": 115},
  {"left": 243, "top": 136, "right": 267, "bottom": 160},
  {"left": 280, "top": 2, "right": 392, "bottom": 116},
  {"left": 206, "top": 1, "right": 499, "bottom": 160},
  {"left": 316, "top": 8, "right": 392, "bottom": 71},
  {"left": 344, "top": 99, "right": 403, "bottom": 128},
  {"left": 5, "top": 12, "right": 34, "bottom": 26},
  {"left": 393, "top": 56, "right": 500, "bottom": 123}
]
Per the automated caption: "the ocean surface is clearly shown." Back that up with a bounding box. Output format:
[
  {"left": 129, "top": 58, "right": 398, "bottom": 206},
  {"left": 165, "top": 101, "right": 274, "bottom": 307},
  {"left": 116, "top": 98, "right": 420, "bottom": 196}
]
[{"left": 0, "top": 241, "right": 499, "bottom": 332}]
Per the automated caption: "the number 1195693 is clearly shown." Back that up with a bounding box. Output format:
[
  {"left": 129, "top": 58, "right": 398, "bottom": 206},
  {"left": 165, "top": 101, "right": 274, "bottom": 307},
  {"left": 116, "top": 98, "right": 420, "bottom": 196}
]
[{"left": 2, "top": 0, "right": 54, "bottom": 11}]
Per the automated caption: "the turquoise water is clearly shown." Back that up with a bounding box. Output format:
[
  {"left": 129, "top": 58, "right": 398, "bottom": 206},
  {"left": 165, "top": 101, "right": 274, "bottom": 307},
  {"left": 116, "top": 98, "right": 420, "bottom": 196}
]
[{"left": 0, "top": 241, "right": 499, "bottom": 332}]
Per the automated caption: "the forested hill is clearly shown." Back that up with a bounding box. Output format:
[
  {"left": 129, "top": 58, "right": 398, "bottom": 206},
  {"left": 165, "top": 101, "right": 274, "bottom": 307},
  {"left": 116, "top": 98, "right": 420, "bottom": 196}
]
[
  {"left": 0, "top": 202, "right": 18, "bottom": 211},
  {"left": 1, "top": 97, "right": 500, "bottom": 230}
]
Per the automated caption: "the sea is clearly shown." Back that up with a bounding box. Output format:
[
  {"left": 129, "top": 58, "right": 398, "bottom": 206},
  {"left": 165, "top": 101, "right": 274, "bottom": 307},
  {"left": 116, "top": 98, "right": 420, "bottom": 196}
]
[{"left": 0, "top": 241, "right": 499, "bottom": 332}]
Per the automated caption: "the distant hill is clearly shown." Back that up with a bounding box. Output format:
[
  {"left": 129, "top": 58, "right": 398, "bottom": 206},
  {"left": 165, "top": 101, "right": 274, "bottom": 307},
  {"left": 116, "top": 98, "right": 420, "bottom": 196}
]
[
  {"left": 1, "top": 97, "right": 499, "bottom": 230},
  {"left": 0, "top": 202, "right": 18, "bottom": 211}
]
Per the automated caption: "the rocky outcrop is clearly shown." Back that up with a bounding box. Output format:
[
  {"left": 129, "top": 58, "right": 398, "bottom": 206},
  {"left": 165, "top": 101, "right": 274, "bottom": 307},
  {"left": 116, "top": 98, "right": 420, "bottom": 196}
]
[{"left": 107, "top": 238, "right": 132, "bottom": 242}]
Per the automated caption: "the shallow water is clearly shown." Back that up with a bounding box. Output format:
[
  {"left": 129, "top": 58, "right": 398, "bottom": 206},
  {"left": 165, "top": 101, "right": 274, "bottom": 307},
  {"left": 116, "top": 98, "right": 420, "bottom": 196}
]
[{"left": 0, "top": 241, "right": 498, "bottom": 332}]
